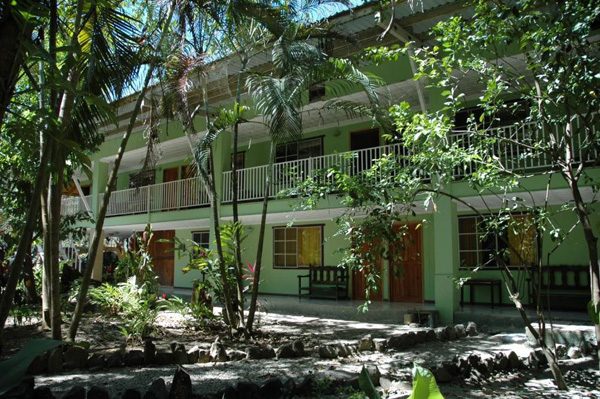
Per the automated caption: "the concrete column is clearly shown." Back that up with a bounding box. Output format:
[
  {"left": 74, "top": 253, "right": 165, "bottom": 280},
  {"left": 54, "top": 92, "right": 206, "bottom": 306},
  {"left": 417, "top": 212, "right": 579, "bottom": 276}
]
[
  {"left": 433, "top": 195, "right": 459, "bottom": 324},
  {"left": 90, "top": 161, "right": 109, "bottom": 218},
  {"left": 91, "top": 229, "right": 105, "bottom": 281}
]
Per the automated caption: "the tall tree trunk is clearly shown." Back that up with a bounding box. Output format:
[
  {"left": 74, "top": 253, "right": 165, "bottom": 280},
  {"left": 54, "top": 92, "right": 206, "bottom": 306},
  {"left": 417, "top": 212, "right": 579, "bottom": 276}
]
[
  {"left": 23, "top": 248, "right": 39, "bottom": 303},
  {"left": 68, "top": 4, "right": 176, "bottom": 340},
  {"left": 245, "top": 144, "right": 274, "bottom": 336},
  {"left": 0, "top": 143, "right": 50, "bottom": 330}
]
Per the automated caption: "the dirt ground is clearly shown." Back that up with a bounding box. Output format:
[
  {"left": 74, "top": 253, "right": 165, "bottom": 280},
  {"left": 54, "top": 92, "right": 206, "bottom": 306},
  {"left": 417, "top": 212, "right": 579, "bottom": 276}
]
[{"left": 2, "top": 309, "right": 599, "bottom": 398}]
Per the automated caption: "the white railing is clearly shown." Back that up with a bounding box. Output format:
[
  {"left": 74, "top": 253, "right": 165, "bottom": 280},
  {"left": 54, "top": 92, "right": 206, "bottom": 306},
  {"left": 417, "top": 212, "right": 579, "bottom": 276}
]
[
  {"left": 223, "top": 119, "right": 599, "bottom": 202},
  {"left": 449, "top": 119, "right": 599, "bottom": 177},
  {"left": 61, "top": 195, "right": 93, "bottom": 216},
  {"left": 222, "top": 143, "right": 411, "bottom": 202},
  {"left": 105, "top": 177, "right": 209, "bottom": 217}
]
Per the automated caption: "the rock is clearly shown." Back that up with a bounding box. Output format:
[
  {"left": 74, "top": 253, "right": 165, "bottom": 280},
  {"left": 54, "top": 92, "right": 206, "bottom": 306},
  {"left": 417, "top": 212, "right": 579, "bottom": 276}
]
[
  {"left": 144, "top": 339, "right": 156, "bottom": 364},
  {"left": 555, "top": 344, "right": 567, "bottom": 359},
  {"left": 210, "top": 338, "right": 228, "bottom": 362},
  {"left": 415, "top": 330, "right": 428, "bottom": 343},
  {"left": 186, "top": 346, "right": 199, "bottom": 364},
  {"left": 493, "top": 353, "right": 509, "bottom": 370},
  {"left": 143, "top": 378, "right": 168, "bottom": 399},
  {"left": 276, "top": 344, "right": 296, "bottom": 359},
  {"left": 87, "top": 386, "right": 110, "bottom": 399},
  {"left": 3, "top": 377, "right": 34, "bottom": 399},
  {"left": 405, "top": 332, "right": 417, "bottom": 345},
  {"left": 387, "top": 334, "right": 409, "bottom": 349},
  {"left": 483, "top": 357, "right": 494, "bottom": 374},
  {"left": 466, "top": 322, "right": 478, "bottom": 337},
  {"left": 217, "top": 386, "right": 238, "bottom": 399},
  {"left": 467, "top": 354, "right": 481, "bottom": 369},
  {"left": 33, "top": 387, "right": 55, "bottom": 399},
  {"left": 446, "top": 327, "right": 457, "bottom": 341},
  {"left": 122, "top": 389, "right": 141, "bottom": 399},
  {"left": 434, "top": 327, "right": 450, "bottom": 341},
  {"left": 567, "top": 346, "right": 582, "bottom": 359},
  {"left": 235, "top": 381, "right": 259, "bottom": 399},
  {"left": 282, "top": 378, "right": 296, "bottom": 398},
  {"left": 86, "top": 354, "right": 106, "bottom": 369},
  {"left": 365, "top": 365, "right": 381, "bottom": 386},
  {"left": 318, "top": 345, "right": 338, "bottom": 359},
  {"left": 425, "top": 329, "right": 437, "bottom": 341},
  {"left": 63, "top": 346, "right": 88, "bottom": 370},
  {"left": 433, "top": 365, "right": 453, "bottom": 383},
  {"left": 507, "top": 351, "right": 520, "bottom": 369},
  {"left": 170, "top": 343, "right": 188, "bottom": 364},
  {"left": 106, "top": 351, "right": 124, "bottom": 368},
  {"left": 454, "top": 324, "right": 467, "bottom": 338},
  {"left": 62, "top": 386, "right": 86, "bottom": 399},
  {"left": 337, "top": 343, "right": 354, "bottom": 358},
  {"left": 170, "top": 366, "right": 193, "bottom": 399},
  {"left": 259, "top": 378, "right": 283, "bottom": 399},
  {"left": 28, "top": 354, "right": 48, "bottom": 374},
  {"left": 441, "top": 361, "right": 460, "bottom": 376},
  {"left": 126, "top": 350, "right": 145, "bottom": 367},
  {"left": 292, "top": 340, "right": 306, "bottom": 357},
  {"left": 294, "top": 375, "right": 314, "bottom": 397},
  {"left": 358, "top": 334, "right": 375, "bottom": 351},
  {"left": 228, "top": 350, "right": 246, "bottom": 361},
  {"left": 155, "top": 349, "right": 175, "bottom": 366},
  {"left": 47, "top": 348, "right": 63, "bottom": 374},
  {"left": 374, "top": 339, "right": 387, "bottom": 352},
  {"left": 246, "top": 345, "right": 275, "bottom": 360},
  {"left": 198, "top": 350, "right": 211, "bottom": 363}
]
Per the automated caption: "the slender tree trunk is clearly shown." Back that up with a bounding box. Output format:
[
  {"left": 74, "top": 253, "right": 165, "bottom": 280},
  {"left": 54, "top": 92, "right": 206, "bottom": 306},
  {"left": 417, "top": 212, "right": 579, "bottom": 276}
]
[
  {"left": 0, "top": 143, "right": 51, "bottom": 330},
  {"left": 23, "top": 248, "right": 39, "bottom": 303},
  {"left": 231, "top": 57, "right": 248, "bottom": 328},
  {"left": 245, "top": 144, "right": 274, "bottom": 336},
  {"left": 67, "top": 5, "right": 176, "bottom": 340}
]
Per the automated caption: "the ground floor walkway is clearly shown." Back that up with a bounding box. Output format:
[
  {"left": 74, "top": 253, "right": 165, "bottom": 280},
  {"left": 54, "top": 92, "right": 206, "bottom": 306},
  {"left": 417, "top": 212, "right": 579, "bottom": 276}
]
[{"left": 160, "top": 287, "right": 589, "bottom": 330}]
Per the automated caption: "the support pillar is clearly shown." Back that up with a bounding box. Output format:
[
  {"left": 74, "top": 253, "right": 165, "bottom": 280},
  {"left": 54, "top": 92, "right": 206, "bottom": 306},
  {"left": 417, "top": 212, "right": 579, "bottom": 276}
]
[
  {"left": 90, "top": 160, "right": 109, "bottom": 218},
  {"left": 433, "top": 195, "right": 459, "bottom": 324}
]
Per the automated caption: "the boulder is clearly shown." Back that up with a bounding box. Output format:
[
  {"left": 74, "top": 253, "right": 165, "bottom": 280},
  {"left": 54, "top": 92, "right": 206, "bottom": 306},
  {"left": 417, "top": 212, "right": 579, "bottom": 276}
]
[
  {"left": 466, "top": 322, "right": 478, "bottom": 337},
  {"left": 210, "top": 338, "right": 228, "bottom": 362},
  {"left": 507, "top": 351, "right": 521, "bottom": 369},
  {"left": 122, "top": 389, "right": 141, "bottom": 399},
  {"left": 433, "top": 365, "right": 453, "bottom": 383},
  {"left": 126, "top": 350, "right": 145, "bottom": 367},
  {"left": 337, "top": 343, "right": 354, "bottom": 358},
  {"left": 454, "top": 324, "right": 467, "bottom": 338},
  {"left": 358, "top": 334, "right": 375, "bottom": 352},
  {"left": 105, "top": 351, "right": 124, "bottom": 368},
  {"left": 493, "top": 353, "right": 509, "bottom": 371},
  {"left": 171, "top": 343, "right": 188, "bottom": 364},
  {"left": 294, "top": 375, "right": 315, "bottom": 397},
  {"left": 63, "top": 346, "right": 88, "bottom": 370},
  {"left": 246, "top": 345, "right": 276, "bottom": 360},
  {"left": 228, "top": 350, "right": 247, "bottom": 361},
  {"left": 186, "top": 346, "right": 199, "bottom": 364},
  {"left": 144, "top": 339, "right": 156, "bottom": 364},
  {"left": 198, "top": 350, "right": 211, "bottom": 363},
  {"left": 425, "top": 329, "right": 437, "bottom": 341},
  {"left": 33, "top": 387, "right": 55, "bottom": 399},
  {"left": 567, "top": 346, "right": 582, "bottom": 359},
  {"left": 143, "top": 378, "right": 168, "bottom": 399},
  {"left": 318, "top": 345, "right": 338, "bottom": 359},
  {"left": 62, "top": 386, "right": 86, "bottom": 399},
  {"left": 155, "top": 349, "right": 175, "bottom": 366},
  {"left": 235, "top": 381, "right": 259, "bottom": 399},
  {"left": 292, "top": 340, "right": 306, "bottom": 357},
  {"left": 373, "top": 339, "right": 387, "bottom": 352},
  {"left": 276, "top": 344, "right": 296, "bottom": 359},
  {"left": 170, "top": 366, "right": 193, "bottom": 399},
  {"left": 87, "top": 386, "right": 110, "bottom": 399},
  {"left": 387, "top": 334, "right": 409, "bottom": 349},
  {"left": 28, "top": 354, "right": 48, "bottom": 374},
  {"left": 259, "top": 378, "right": 283, "bottom": 399},
  {"left": 47, "top": 348, "right": 63, "bottom": 374}
]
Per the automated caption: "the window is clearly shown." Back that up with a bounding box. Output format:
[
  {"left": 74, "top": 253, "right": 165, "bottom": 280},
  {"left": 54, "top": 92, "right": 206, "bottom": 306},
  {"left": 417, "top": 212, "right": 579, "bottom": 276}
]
[
  {"left": 273, "top": 225, "right": 323, "bottom": 268},
  {"left": 275, "top": 137, "right": 323, "bottom": 164},
  {"left": 192, "top": 231, "right": 210, "bottom": 249},
  {"left": 458, "top": 215, "right": 536, "bottom": 269}
]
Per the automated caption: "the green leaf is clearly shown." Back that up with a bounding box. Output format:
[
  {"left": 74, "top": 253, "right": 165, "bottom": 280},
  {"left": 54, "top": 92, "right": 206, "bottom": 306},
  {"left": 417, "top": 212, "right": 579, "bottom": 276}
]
[
  {"left": 588, "top": 301, "right": 600, "bottom": 324},
  {"left": 359, "top": 366, "right": 381, "bottom": 399},
  {"left": 407, "top": 364, "right": 445, "bottom": 399},
  {"left": 0, "top": 339, "right": 63, "bottom": 395}
]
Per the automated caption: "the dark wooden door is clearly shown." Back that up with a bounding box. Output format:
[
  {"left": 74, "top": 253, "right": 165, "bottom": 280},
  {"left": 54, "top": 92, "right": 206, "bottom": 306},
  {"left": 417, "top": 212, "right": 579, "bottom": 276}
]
[
  {"left": 163, "top": 167, "right": 179, "bottom": 210},
  {"left": 351, "top": 240, "right": 383, "bottom": 301},
  {"left": 350, "top": 129, "right": 380, "bottom": 174},
  {"left": 389, "top": 223, "right": 423, "bottom": 303},
  {"left": 149, "top": 230, "right": 175, "bottom": 286}
]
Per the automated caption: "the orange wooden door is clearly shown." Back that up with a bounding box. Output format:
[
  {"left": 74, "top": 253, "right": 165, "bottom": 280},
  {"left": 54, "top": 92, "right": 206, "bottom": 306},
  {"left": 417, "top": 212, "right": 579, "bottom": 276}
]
[
  {"left": 149, "top": 230, "right": 175, "bottom": 286},
  {"left": 389, "top": 223, "right": 423, "bottom": 303},
  {"left": 351, "top": 240, "right": 383, "bottom": 301},
  {"left": 162, "top": 167, "right": 179, "bottom": 210}
]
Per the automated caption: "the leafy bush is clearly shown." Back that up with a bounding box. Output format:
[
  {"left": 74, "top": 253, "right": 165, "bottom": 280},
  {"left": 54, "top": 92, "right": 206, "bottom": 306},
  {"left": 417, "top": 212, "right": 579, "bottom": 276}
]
[{"left": 157, "top": 294, "right": 213, "bottom": 329}]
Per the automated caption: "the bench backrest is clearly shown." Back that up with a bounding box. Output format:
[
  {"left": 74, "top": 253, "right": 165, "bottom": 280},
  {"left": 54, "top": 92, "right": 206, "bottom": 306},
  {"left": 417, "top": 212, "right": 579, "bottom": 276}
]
[
  {"left": 309, "top": 266, "right": 349, "bottom": 284},
  {"left": 536, "top": 265, "right": 589, "bottom": 291}
]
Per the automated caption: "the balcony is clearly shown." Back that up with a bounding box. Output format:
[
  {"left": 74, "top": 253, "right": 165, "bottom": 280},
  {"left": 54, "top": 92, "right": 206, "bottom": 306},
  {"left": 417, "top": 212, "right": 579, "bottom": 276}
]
[{"left": 62, "top": 177, "right": 209, "bottom": 217}]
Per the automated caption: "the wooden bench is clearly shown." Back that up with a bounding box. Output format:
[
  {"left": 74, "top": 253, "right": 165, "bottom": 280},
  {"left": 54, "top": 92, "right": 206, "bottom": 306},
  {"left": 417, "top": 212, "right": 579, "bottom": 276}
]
[
  {"left": 297, "top": 266, "right": 349, "bottom": 300},
  {"left": 528, "top": 265, "right": 590, "bottom": 311},
  {"left": 460, "top": 279, "right": 502, "bottom": 308}
]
